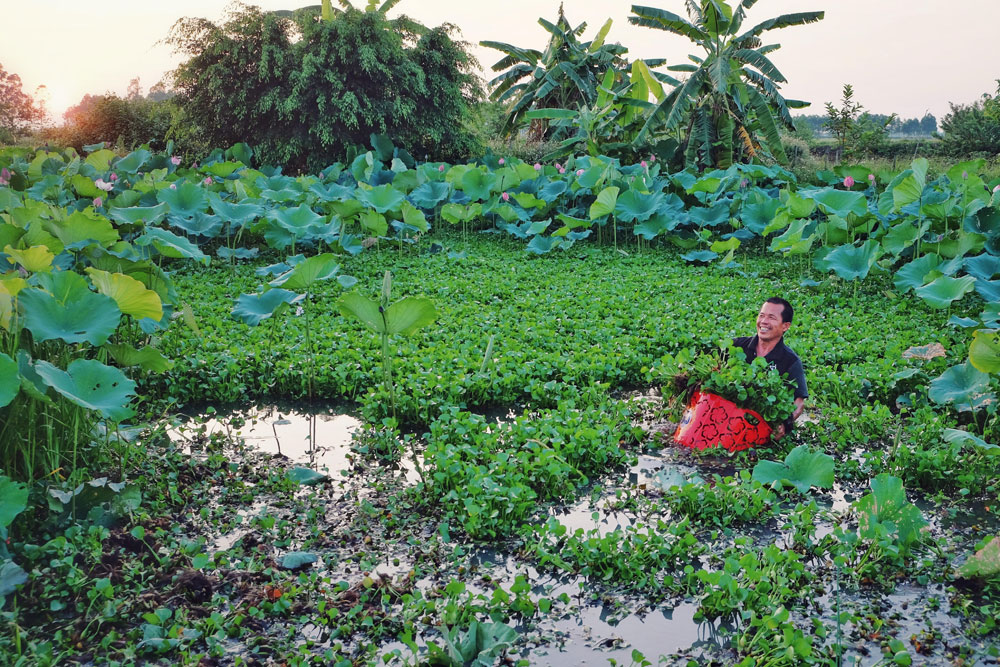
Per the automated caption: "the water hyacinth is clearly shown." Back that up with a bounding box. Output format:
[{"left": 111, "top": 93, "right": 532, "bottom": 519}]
[{"left": 843, "top": 176, "right": 855, "bottom": 188}]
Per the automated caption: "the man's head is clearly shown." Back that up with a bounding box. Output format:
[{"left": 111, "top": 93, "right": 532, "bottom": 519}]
[{"left": 757, "top": 297, "right": 793, "bottom": 342}]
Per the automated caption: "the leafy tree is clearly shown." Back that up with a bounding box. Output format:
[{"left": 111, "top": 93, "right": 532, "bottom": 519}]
[
  {"left": 167, "top": 2, "right": 480, "bottom": 171},
  {"left": 824, "top": 83, "right": 862, "bottom": 152},
  {"left": 51, "top": 91, "right": 174, "bottom": 153},
  {"left": 939, "top": 84, "right": 1000, "bottom": 157},
  {"left": 0, "top": 63, "right": 45, "bottom": 140},
  {"left": 481, "top": 5, "right": 633, "bottom": 140},
  {"left": 630, "top": 0, "right": 824, "bottom": 169}
]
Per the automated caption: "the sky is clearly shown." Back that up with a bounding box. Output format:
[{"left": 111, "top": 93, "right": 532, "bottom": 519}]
[{"left": 4, "top": 0, "right": 998, "bottom": 124}]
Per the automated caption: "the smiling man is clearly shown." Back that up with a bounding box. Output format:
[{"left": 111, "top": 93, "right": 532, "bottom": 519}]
[{"left": 733, "top": 297, "right": 807, "bottom": 439}]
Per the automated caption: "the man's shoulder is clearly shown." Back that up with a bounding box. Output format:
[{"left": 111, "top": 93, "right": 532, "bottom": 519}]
[
  {"left": 778, "top": 339, "right": 803, "bottom": 364},
  {"left": 733, "top": 336, "right": 754, "bottom": 347}
]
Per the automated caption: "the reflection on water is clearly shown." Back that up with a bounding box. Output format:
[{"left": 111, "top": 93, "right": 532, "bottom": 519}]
[{"left": 170, "top": 404, "right": 362, "bottom": 474}]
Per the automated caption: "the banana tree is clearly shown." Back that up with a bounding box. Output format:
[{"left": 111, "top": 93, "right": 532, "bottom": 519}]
[{"left": 629, "top": 0, "right": 824, "bottom": 168}]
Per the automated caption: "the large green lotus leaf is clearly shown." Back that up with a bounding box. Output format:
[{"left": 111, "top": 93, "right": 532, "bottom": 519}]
[
  {"left": 0, "top": 352, "right": 17, "bottom": 407},
  {"left": 681, "top": 249, "right": 718, "bottom": 263},
  {"left": 740, "top": 199, "right": 781, "bottom": 235},
  {"left": 526, "top": 235, "right": 561, "bottom": 254},
  {"left": 385, "top": 296, "right": 437, "bottom": 335},
  {"left": 0, "top": 476, "right": 28, "bottom": 534},
  {"left": 280, "top": 551, "right": 318, "bottom": 570},
  {"left": 783, "top": 192, "right": 816, "bottom": 218},
  {"left": 770, "top": 219, "right": 814, "bottom": 254},
  {"left": 893, "top": 254, "right": 940, "bottom": 293},
  {"left": 965, "top": 253, "right": 1000, "bottom": 281},
  {"left": 810, "top": 189, "right": 868, "bottom": 219},
  {"left": 231, "top": 289, "right": 304, "bottom": 326},
  {"left": 751, "top": 445, "right": 834, "bottom": 494},
  {"left": 85, "top": 268, "right": 163, "bottom": 321},
  {"left": 0, "top": 224, "right": 25, "bottom": 251},
  {"left": 107, "top": 343, "right": 174, "bottom": 372},
  {"left": 84, "top": 149, "right": 116, "bottom": 172},
  {"left": 34, "top": 270, "right": 92, "bottom": 304},
  {"left": 855, "top": 473, "right": 927, "bottom": 550},
  {"left": 710, "top": 237, "right": 740, "bottom": 253},
  {"left": 4, "top": 244, "right": 54, "bottom": 273},
  {"left": 687, "top": 175, "right": 721, "bottom": 194},
  {"left": 108, "top": 202, "right": 169, "bottom": 226},
  {"left": 439, "top": 203, "right": 476, "bottom": 224},
  {"left": 914, "top": 275, "right": 976, "bottom": 309},
  {"left": 970, "top": 329, "right": 1000, "bottom": 374},
  {"left": 633, "top": 214, "right": 676, "bottom": 239},
  {"left": 688, "top": 202, "right": 732, "bottom": 227},
  {"left": 942, "top": 428, "right": 1000, "bottom": 452},
  {"left": 156, "top": 182, "right": 207, "bottom": 217},
  {"left": 71, "top": 173, "right": 103, "bottom": 198},
  {"left": 615, "top": 190, "right": 663, "bottom": 223},
  {"left": 824, "top": 241, "right": 881, "bottom": 281},
  {"left": 958, "top": 536, "right": 1000, "bottom": 579},
  {"left": 50, "top": 211, "right": 119, "bottom": 248},
  {"left": 923, "top": 232, "right": 987, "bottom": 259},
  {"left": 929, "top": 362, "right": 995, "bottom": 412},
  {"left": 135, "top": 227, "right": 209, "bottom": 264},
  {"left": 401, "top": 201, "right": 429, "bottom": 232},
  {"left": 207, "top": 194, "right": 262, "bottom": 226},
  {"left": 89, "top": 255, "right": 178, "bottom": 305},
  {"left": 114, "top": 148, "right": 151, "bottom": 174},
  {"left": 882, "top": 220, "right": 927, "bottom": 256},
  {"left": 19, "top": 285, "right": 121, "bottom": 346},
  {"left": 589, "top": 186, "right": 620, "bottom": 219},
  {"left": 512, "top": 192, "right": 545, "bottom": 210},
  {"left": 287, "top": 467, "right": 328, "bottom": 486},
  {"left": 0, "top": 560, "right": 27, "bottom": 597},
  {"left": 459, "top": 169, "right": 496, "bottom": 202},
  {"left": 338, "top": 291, "right": 383, "bottom": 333},
  {"left": 409, "top": 182, "right": 451, "bottom": 210},
  {"left": 270, "top": 204, "right": 324, "bottom": 233},
  {"left": 329, "top": 199, "right": 364, "bottom": 219},
  {"left": 202, "top": 161, "right": 242, "bottom": 178},
  {"left": 170, "top": 212, "right": 222, "bottom": 238},
  {"left": 975, "top": 278, "right": 1000, "bottom": 302},
  {"left": 269, "top": 254, "right": 339, "bottom": 290},
  {"left": 892, "top": 172, "right": 924, "bottom": 211},
  {"left": 35, "top": 359, "right": 136, "bottom": 420}
]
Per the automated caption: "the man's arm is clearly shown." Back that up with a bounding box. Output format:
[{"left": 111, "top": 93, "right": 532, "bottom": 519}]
[{"left": 774, "top": 397, "right": 805, "bottom": 440}]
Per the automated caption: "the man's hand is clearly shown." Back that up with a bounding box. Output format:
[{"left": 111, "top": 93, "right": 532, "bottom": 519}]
[{"left": 772, "top": 423, "right": 786, "bottom": 440}]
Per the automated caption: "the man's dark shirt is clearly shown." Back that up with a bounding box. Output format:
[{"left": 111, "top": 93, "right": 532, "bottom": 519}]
[{"left": 732, "top": 335, "right": 808, "bottom": 416}]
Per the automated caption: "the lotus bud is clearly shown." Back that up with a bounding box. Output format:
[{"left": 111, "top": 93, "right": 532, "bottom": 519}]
[
  {"left": 740, "top": 178, "right": 749, "bottom": 188},
  {"left": 558, "top": 167, "right": 565, "bottom": 174},
  {"left": 534, "top": 163, "right": 542, "bottom": 170},
  {"left": 843, "top": 176, "right": 855, "bottom": 188},
  {"left": 498, "top": 158, "right": 505, "bottom": 165},
  {"left": 555, "top": 163, "right": 562, "bottom": 170},
  {"left": 501, "top": 192, "right": 509, "bottom": 202},
  {"left": 204, "top": 177, "right": 213, "bottom": 186},
  {"left": 868, "top": 173, "right": 876, "bottom": 182},
  {"left": 641, "top": 160, "right": 648, "bottom": 168},
  {"left": 0, "top": 167, "right": 9, "bottom": 180},
  {"left": 169, "top": 183, "right": 177, "bottom": 190},
  {"left": 110, "top": 172, "right": 118, "bottom": 182},
  {"left": 93, "top": 197, "right": 102, "bottom": 208},
  {"left": 192, "top": 162, "right": 198, "bottom": 169},
  {"left": 994, "top": 184, "right": 1000, "bottom": 193},
  {"left": 650, "top": 155, "right": 656, "bottom": 163},
  {"left": 170, "top": 156, "right": 181, "bottom": 166},
  {"left": 438, "top": 164, "right": 445, "bottom": 172},
  {"left": 576, "top": 169, "right": 584, "bottom": 177},
  {"left": 962, "top": 170, "right": 969, "bottom": 180}
]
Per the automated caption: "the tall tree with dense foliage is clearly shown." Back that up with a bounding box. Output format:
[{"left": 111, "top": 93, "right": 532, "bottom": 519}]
[
  {"left": 167, "top": 3, "right": 480, "bottom": 171},
  {"left": 481, "top": 6, "right": 632, "bottom": 140},
  {"left": 940, "top": 83, "right": 1000, "bottom": 157},
  {"left": 629, "top": 0, "right": 823, "bottom": 168},
  {"left": 0, "top": 63, "right": 45, "bottom": 140}
]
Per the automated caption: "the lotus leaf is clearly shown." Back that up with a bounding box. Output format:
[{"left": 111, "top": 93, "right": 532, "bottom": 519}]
[
  {"left": 170, "top": 212, "right": 223, "bottom": 238},
  {"left": 783, "top": 192, "right": 816, "bottom": 218},
  {"left": 359, "top": 210, "right": 388, "bottom": 236},
  {"left": 512, "top": 192, "right": 545, "bottom": 210},
  {"left": 633, "top": 214, "right": 676, "bottom": 239},
  {"left": 893, "top": 254, "right": 940, "bottom": 293},
  {"left": 84, "top": 149, "right": 115, "bottom": 172},
  {"left": 217, "top": 247, "right": 258, "bottom": 260},
  {"left": 287, "top": 467, "right": 328, "bottom": 486},
  {"left": 751, "top": 445, "right": 834, "bottom": 494},
  {"left": 589, "top": 186, "right": 619, "bottom": 219},
  {"left": 35, "top": 359, "right": 136, "bottom": 420},
  {"left": 0, "top": 224, "right": 24, "bottom": 251},
  {"left": 108, "top": 202, "right": 169, "bottom": 226},
  {"left": 740, "top": 199, "right": 781, "bottom": 235},
  {"left": 823, "top": 241, "right": 881, "bottom": 281},
  {"left": 965, "top": 253, "right": 1000, "bottom": 281},
  {"left": 280, "top": 551, "right": 318, "bottom": 570},
  {"left": 974, "top": 278, "right": 1000, "bottom": 303},
  {"left": 71, "top": 173, "right": 103, "bottom": 198},
  {"left": 114, "top": 148, "right": 151, "bottom": 174},
  {"left": 338, "top": 292, "right": 436, "bottom": 336},
  {"left": 409, "top": 181, "right": 451, "bottom": 209},
  {"left": 16, "top": 351, "right": 50, "bottom": 402},
  {"left": 269, "top": 254, "right": 339, "bottom": 291},
  {"left": 539, "top": 179, "right": 568, "bottom": 203},
  {"left": 156, "top": 182, "right": 207, "bottom": 217},
  {"left": 681, "top": 249, "right": 718, "bottom": 263},
  {"left": 929, "top": 362, "right": 994, "bottom": 412},
  {"left": 3, "top": 244, "right": 54, "bottom": 273},
  {"left": 441, "top": 203, "right": 480, "bottom": 224},
  {"left": 957, "top": 536, "right": 1000, "bottom": 579},
  {"left": 20, "top": 283, "right": 121, "bottom": 346},
  {"left": 202, "top": 161, "right": 242, "bottom": 178},
  {"left": 107, "top": 344, "right": 174, "bottom": 372},
  {"left": 923, "top": 232, "right": 987, "bottom": 259},
  {"left": 401, "top": 201, "right": 429, "bottom": 232},
  {"left": 85, "top": 268, "right": 163, "bottom": 321},
  {"left": 809, "top": 189, "right": 868, "bottom": 219},
  {"left": 856, "top": 474, "right": 927, "bottom": 551},
  {"left": 941, "top": 428, "right": 999, "bottom": 452},
  {"left": 526, "top": 235, "right": 562, "bottom": 254},
  {"left": 881, "top": 220, "right": 927, "bottom": 256},
  {"left": 892, "top": 172, "right": 925, "bottom": 211},
  {"left": 459, "top": 168, "right": 496, "bottom": 202},
  {"left": 329, "top": 199, "right": 363, "bottom": 219},
  {"left": 688, "top": 203, "right": 731, "bottom": 227},
  {"left": 135, "top": 228, "right": 208, "bottom": 264},
  {"left": 615, "top": 190, "right": 663, "bottom": 223},
  {"left": 0, "top": 353, "right": 17, "bottom": 407},
  {"left": 970, "top": 329, "right": 1000, "bottom": 374},
  {"left": 914, "top": 275, "right": 976, "bottom": 309},
  {"left": 0, "top": 561, "right": 27, "bottom": 598}
]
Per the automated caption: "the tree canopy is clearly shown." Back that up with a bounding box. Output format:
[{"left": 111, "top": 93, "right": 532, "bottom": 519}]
[{"left": 0, "top": 63, "right": 45, "bottom": 139}]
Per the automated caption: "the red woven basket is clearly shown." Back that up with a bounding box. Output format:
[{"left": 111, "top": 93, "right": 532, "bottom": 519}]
[{"left": 673, "top": 391, "right": 772, "bottom": 453}]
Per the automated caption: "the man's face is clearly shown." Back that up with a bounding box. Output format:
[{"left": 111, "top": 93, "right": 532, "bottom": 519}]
[{"left": 756, "top": 302, "right": 790, "bottom": 342}]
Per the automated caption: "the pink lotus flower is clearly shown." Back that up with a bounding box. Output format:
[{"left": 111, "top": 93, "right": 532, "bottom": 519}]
[
  {"left": 962, "top": 171, "right": 969, "bottom": 180},
  {"left": 93, "top": 197, "right": 102, "bottom": 208},
  {"left": 555, "top": 163, "right": 562, "bottom": 170},
  {"left": 170, "top": 156, "right": 181, "bottom": 166},
  {"left": 94, "top": 178, "right": 114, "bottom": 191},
  {"left": 576, "top": 169, "right": 584, "bottom": 177},
  {"left": 110, "top": 172, "right": 118, "bottom": 182},
  {"left": 498, "top": 158, "right": 505, "bottom": 165},
  {"left": 192, "top": 162, "right": 198, "bottom": 169},
  {"left": 868, "top": 173, "right": 876, "bottom": 182},
  {"left": 843, "top": 176, "right": 855, "bottom": 188},
  {"left": 501, "top": 192, "right": 510, "bottom": 202},
  {"left": 640, "top": 160, "right": 648, "bottom": 168},
  {"left": 649, "top": 155, "right": 656, "bottom": 163},
  {"left": 169, "top": 183, "right": 177, "bottom": 190},
  {"left": 438, "top": 165, "right": 445, "bottom": 172},
  {"left": 534, "top": 163, "right": 542, "bottom": 171},
  {"left": 558, "top": 167, "right": 565, "bottom": 174},
  {"left": 0, "top": 167, "right": 8, "bottom": 186},
  {"left": 993, "top": 184, "right": 1000, "bottom": 193},
  {"left": 740, "top": 178, "right": 749, "bottom": 188},
  {"left": 203, "top": 177, "right": 213, "bottom": 186}
]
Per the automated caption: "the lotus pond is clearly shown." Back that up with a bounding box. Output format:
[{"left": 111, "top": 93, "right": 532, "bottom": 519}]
[{"left": 3, "top": 236, "right": 999, "bottom": 666}]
